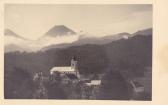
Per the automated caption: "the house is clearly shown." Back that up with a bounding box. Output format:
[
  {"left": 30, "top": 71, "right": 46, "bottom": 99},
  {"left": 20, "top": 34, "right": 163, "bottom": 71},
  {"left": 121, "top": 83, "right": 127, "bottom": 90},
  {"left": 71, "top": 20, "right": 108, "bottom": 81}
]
[
  {"left": 130, "top": 80, "right": 144, "bottom": 93},
  {"left": 85, "top": 80, "right": 101, "bottom": 86},
  {"left": 132, "top": 67, "right": 152, "bottom": 93},
  {"left": 50, "top": 56, "right": 80, "bottom": 78}
]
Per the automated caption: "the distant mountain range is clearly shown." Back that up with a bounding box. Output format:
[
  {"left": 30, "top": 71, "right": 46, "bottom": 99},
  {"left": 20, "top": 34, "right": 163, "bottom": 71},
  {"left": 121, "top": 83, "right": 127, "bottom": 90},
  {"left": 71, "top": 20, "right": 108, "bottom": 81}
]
[
  {"left": 41, "top": 28, "right": 152, "bottom": 51},
  {"left": 4, "top": 25, "right": 152, "bottom": 53}
]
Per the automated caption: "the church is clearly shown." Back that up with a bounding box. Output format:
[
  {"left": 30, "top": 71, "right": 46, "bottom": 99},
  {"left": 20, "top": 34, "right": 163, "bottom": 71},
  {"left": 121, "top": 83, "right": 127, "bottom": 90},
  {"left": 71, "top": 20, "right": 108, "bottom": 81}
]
[
  {"left": 50, "top": 56, "right": 102, "bottom": 86},
  {"left": 50, "top": 56, "right": 80, "bottom": 78}
]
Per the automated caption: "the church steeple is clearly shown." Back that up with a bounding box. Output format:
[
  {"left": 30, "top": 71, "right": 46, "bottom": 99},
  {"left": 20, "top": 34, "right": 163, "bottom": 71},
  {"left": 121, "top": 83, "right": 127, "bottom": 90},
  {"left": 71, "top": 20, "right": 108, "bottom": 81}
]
[
  {"left": 71, "top": 56, "right": 78, "bottom": 70},
  {"left": 71, "top": 56, "right": 80, "bottom": 78}
]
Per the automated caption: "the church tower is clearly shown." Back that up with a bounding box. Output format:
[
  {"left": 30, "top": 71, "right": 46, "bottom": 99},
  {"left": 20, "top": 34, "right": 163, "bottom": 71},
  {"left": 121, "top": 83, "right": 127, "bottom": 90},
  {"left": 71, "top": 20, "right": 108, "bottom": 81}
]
[{"left": 71, "top": 56, "right": 80, "bottom": 78}]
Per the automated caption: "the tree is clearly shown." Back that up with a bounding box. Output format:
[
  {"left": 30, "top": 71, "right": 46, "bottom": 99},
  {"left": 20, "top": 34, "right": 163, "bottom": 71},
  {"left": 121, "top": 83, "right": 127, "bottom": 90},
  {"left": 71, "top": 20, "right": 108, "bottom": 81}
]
[
  {"left": 98, "top": 70, "right": 131, "bottom": 100},
  {"left": 47, "top": 72, "right": 67, "bottom": 99},
  {"left": 4, "top": 67, "right": 35, "bottom": 99}
]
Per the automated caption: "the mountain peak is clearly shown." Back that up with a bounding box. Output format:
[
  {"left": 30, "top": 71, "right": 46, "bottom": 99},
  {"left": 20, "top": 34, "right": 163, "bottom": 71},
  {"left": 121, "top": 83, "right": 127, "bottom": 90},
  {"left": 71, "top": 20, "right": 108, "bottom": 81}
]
[
  {"left": 5, "top": 29, "right": 26, "bottom": 39},
  {"left": 45, "top": 25, "right": 76, "bottom": 37},
  {"left": 5, "top": 29, "right": 18, "bottom": 36}
]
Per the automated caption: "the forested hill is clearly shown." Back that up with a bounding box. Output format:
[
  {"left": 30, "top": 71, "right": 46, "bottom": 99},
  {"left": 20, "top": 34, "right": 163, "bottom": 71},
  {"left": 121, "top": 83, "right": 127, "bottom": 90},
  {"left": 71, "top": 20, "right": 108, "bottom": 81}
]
[{"left": 5, "top": 32, "right": 152, "bottom": 75}]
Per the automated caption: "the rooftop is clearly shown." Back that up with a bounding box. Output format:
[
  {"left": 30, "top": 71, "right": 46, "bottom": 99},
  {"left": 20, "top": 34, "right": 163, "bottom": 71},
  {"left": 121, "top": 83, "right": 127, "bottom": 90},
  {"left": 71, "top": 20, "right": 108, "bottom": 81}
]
[
  {"left": 50, "top": 66, "right": 75, "bottom": 72},
  {"left": 85, "top": 80, "right": 101, "bottom": 86}
]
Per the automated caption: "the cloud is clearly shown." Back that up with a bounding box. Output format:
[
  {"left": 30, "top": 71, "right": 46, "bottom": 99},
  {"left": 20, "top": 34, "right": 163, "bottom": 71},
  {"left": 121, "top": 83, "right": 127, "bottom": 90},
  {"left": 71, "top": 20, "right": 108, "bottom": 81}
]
[{"left": 5, "top": 34, "right": 80, "bottom": 52}]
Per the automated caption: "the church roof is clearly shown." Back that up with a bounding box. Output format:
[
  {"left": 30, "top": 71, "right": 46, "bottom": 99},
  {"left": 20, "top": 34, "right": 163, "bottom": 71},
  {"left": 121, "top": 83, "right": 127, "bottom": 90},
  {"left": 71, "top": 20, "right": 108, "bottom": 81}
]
[{"left": 50, "top": 66, "right": 75, "bottom": 72}]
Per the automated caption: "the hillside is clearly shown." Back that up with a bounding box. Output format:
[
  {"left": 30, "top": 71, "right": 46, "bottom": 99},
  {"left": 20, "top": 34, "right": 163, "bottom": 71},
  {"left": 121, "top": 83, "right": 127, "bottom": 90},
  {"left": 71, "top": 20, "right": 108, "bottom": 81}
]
[
  {"left": 133, "top": 28, "right": 152, "bottom": 36},
  {"left": 5, "top": 32, "right": 152, "bottom": 75}
]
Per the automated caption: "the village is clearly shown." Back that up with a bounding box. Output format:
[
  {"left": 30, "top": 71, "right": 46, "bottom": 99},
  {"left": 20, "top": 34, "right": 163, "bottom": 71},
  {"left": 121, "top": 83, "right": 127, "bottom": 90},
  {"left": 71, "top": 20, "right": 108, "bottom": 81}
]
[{"left": 32, "top": 56, "right": 151, "bottom": 100}]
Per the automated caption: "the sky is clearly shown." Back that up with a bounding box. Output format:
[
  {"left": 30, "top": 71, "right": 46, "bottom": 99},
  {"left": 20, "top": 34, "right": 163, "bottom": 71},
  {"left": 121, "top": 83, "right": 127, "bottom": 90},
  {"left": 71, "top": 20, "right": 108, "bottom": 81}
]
[{"left": 5, "top": 4, "right": 152, "bottom": 40}]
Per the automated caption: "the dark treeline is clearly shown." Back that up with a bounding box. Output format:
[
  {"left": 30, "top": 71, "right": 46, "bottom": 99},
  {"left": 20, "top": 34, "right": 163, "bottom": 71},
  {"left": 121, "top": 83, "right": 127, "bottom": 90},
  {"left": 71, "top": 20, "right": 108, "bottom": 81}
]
[
  {"left": 98, "top": 70, "right": 131, "bottom": 100},
  {"left": 4, "top": 67, "right": 132, "bottom": 99}
]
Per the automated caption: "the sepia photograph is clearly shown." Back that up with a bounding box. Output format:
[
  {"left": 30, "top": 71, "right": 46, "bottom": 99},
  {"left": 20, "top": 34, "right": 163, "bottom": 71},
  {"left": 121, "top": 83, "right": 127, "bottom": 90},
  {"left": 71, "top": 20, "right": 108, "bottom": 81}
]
[{"left": 4, "top": 4, "right": 152, "bottom": 100}]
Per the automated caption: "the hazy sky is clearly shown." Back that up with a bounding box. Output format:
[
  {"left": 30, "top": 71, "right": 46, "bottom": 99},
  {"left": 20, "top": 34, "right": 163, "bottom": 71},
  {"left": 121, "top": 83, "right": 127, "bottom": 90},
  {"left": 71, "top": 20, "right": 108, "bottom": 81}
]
[{"left": 5, "top": 4, "right": 152, "bottom": 40}]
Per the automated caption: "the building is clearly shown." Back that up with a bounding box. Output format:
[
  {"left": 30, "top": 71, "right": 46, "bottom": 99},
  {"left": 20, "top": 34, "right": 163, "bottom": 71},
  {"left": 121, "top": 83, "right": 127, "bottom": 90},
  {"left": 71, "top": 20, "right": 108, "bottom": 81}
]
[
  {"left": 130, "top": 80, "right": 144, "bottom": 93},
  {"left": 85, "top": 80, "right": 101, "bottom": 86},
  {"left": 50, "top": 56, "right": 80, "bottom": 78},
  {"left": 84, "top": 74, "right": 102, "bottom": 86}
]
